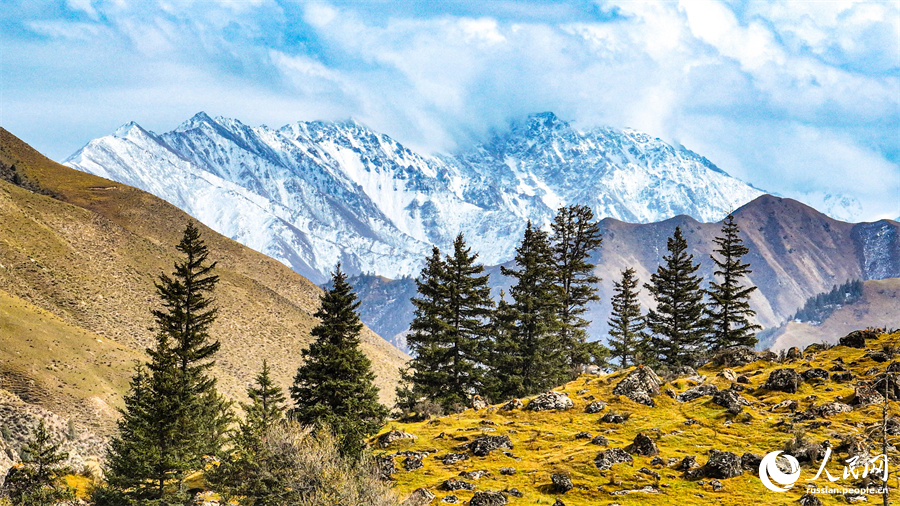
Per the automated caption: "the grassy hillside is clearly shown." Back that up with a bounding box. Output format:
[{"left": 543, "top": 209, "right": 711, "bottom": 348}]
[
  {"left": 379, "top": 332, "right": 900, "bottom": 505},
  {"left": 0, "top": 127, "right": 407, "bottom": 436}
]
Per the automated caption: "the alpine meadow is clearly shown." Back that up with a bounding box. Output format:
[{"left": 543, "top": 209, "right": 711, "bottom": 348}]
[{"left": 2, "top": 2, "right": 899, "bottom": 506}]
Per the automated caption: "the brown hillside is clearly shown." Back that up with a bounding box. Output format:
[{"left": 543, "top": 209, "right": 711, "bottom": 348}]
[{"left": 0, "top": 127, "right": 408, "bottom": 433}]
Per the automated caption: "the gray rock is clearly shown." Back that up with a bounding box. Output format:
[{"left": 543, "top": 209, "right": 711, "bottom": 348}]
[
  {"left": 526, "top": 391, "right": 574, "bottom": 411},
  {"left": 377, "top": 455, "right": 397, "bottom": 480},
  {"left": 403, "top": 455, "right": 424, "bottom": 471},
  {"left": 585, "top": 400, "right": 607, "bottom": 414},
  {"left": 799, "top": 492, "right": 824, "bottom": 506},
  {"left": 472, "top": 396, "right": 488, "bottom": 410},
  {"left": 442, "top": 452, "right": 469, "bottom": 465},
  {"left": 839, "top": 329, "right": 876, "bottom": 348},
  {"left": 710, "top": 346, "right": 758, "bottom": 367},
  {"left": 740, "top": 453, "right": 761, "bottom": 470},
  {"left": 441, "top": 478, "right": 474, "bottom": 491},
  {"left": 638, "top": 467, "right": 660, "bottom": 480},
  {"left": 459, "top": 470, "right": 490, "bottom": 480},
  {"left": 850, "top": 385, "right": 884, "bottom": 407},
  {"left": 590, "top": 435, "right": 609, "bottom": 446},
  {"left": 701, "top": 450, "right": 742, "bottom": 479},
  {"left": 765, "top": 368, "right": 802, "bottom": 393},
  {"left": 462, "top": 435, "right": 513, "bottom": 457},
  {"left": 709, "top": 479, "right": 723, "bottom": 491},
  {"left": 500, "top": 399, "right": 523, "bottom": 411},
  {"left": 401, "top": 488, "right": 436, "bottom": 506},
  {"left": 574, "top": 431, "right": 593, "bottom": 440},
  {"left": 676, "top": 384, "right": 718, "bottom": 403},
  {"left": 378, "top": 429, "right": 417, "bottom": 448},
  {"left": 801, "top": 368, "right": 829, "bottom": 381},
  {"left": 600, "top": 412, "right": 627, "bottom": 424},
  {"left": 612, "top": 366, "right": 662, "bottom": 407},
  {"left": 677, "top": 455, "right": 698, "bottom": 471},
  {"left": 442, "top": 494, "right": 459, "bottom": 503},
  {"left": 831, "top": 372, "right": 854, "bottom": 382},
  {"left": 786, "top": 347, "right": 802, "bottom": 360},
  {"left": 551, "top": 473, "right": 573, "bottom": 493},
  {"left": 504, "top": 488, "right": 523, "bottom": 497},
  {"left": 628, "top": 433, "right": 659, "bottom": 457},
  {"left": 712, "top": 389, "right": 747, "bottom": 415},
  {"left": 594, "top": 448, "right": 634, "bottom": 471},
  {"left": 499, "top": 467, "right": 516, "bottom": 475},
  {"left": 468, "top": 491, "right": 508, "bottom": 506}
]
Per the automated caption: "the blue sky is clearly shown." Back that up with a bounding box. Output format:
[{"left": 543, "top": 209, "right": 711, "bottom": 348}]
[{"left": 1, "top": 0, "right": 898, "bottom": 220}]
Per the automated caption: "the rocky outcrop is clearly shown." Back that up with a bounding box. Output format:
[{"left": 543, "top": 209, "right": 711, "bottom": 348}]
[
  {"left": 765, "top": 369, "right": 802, "bottom": 393},
  {"left": 711, "top": 389, "right": 748, "bottom": 415},
  {"left": 839, "top": 329, "right": 878, "bottom": 348},
  {"left": 710, "top": 346, "right": 758, "bottom": 367},
  {"left": 627, "top": 433, "right": 659, "bottom": 457},
  {"left": 594, "top": 448, "right": 634, "bottom": 470},
  {"left": 585, "top": 400, "right": 606, "bottom": 414},
  {"left": 500, "top": 399, "right": 523, "bottom": 411},
  {"left": 526, "top": 391, "right": 574, "bottom": 411},
  {"left": 613, "top": 366, "right": 662, "bottom": 407},
  {"left": 402, "top": 488, "right": 435, "bottom": 506},
  {"left": 801, "top": 368, "right": 829, "bottom": 381},
  {"left": 378, "top": 429, "right": 417, "bottom": 448},
  {"left": 700, "top": 450, "right": 742, "bottom": 479},
  {"left": 550, "top": 473, "right": 573, "bottom": 493},
  {"left": 677, "top": 384, "right": 718, "bottom": 403},
  {"left": 468, "top": 491, "right": 507, "bottom": 506},
  {"left": 461, "top": 435, "right": 514, "bottom": 457}
]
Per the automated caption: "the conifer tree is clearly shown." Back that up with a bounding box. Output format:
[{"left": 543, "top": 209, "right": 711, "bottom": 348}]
[
  {"left": 707, "top": 214, "right": 761, "bottom": 350},
  {"left": 4, "top": 420, "right": 75, "bottom": 506},
  {"left": 493, "top": 221, "right": 566, "bottom": 399},
  {"left": 291, "top": 264, "right": 388, "bottom": 458},
  {"left": 644, "top": 226, "right": 709, "bottom": 369},
  {"left": 550, "top": 204, "right": 607, "bottom": 370},
  {"left": 240, "top": 360, "right": 286, "bottom": 447},
  {"left": 607, "top": 268, "right": 645, "bottom": 368},
  {"left": 103, "top": 222, "right": 231, "bottom": 503},
  {"left": 405, "top": 236, "right": 494, "bottom": 412}
]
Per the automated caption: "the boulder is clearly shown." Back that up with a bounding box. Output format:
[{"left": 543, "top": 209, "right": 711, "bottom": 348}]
[
  {"left": 613, "top": 366, "right": 662, "bottom": 407},
  {"left": 786, "top": 347, "right": 802, "bottom": 360},
  {"left": 801, "top": 368, "right": 830, "bottom": 381},
  {"left": 499, "top": 467, "right": 516, "bottom": 475},
  {"left": 500, "top": 399, "right": 524, "bottom": 411},
  {"left": 736, "top": 375, "right": 750, "bottom": 384},
  {"left": 526, "top": 391, "right": 574, "bottom": 411},
  {"left": 552, "top": 500, "right": 566, "bottom": 506},
  {"left": 710, "top": 346, "right": 758, "bottom": 367},
  {"left": 377, "top": 455, "right": 397, "bottom": 480},
  {"left": 585, "top": 400, "right": 607, "bottom": 414},
  {"left": 672, "top": 365, "right": 698, "bottom": 378},
  {"left": 402, "top": 488, "right": 436, "bottom": 506},
  {"left": 462, "top": 435, "right": 514, "bottom": 457},
  {"left": 676, "top": 384, "right": 718, "bottom": 403},
  {"left": 677, "top": 455, "right": 698, "bottom": 471},
  {"left": 442, "top": 494, "right": 458, "bottom": 503},
  {"left": 403, "top": 455, "right": 424, "bottom": 471},
  {"left": 831, "top": 372, "right": 854, "bottom": 382},
  {"left": 468, "top": 491, "right": 507, "bottom": 506},
  {"left": 590, "top": 435, "right": 609, "bottom": 446},
  {"left": 600, "top": 412, "right": 627, "bottom": 424},
  {"left": 865, "top": 351, "right": 890, "bottom": 363},
  {"left": 887, "top": 362, "right": 900, "bottom": 373},
  {"left": 627, "top": 433, "right": 659, "bottom": 457},
  {"left": 810, "top": 402, "right": 852, "bottom": 418},
  {"left": 716, "top": 369, "right": 737, "bottom": 382},
  {"left": 378, "top": 429, "right": 417, "bottom": 448},
  {"left": 459, "top": 470, "right": 490, "bottom": 480},
  {"left": 505, "top": 488, "right": 523, "bottom": 497},
  {"left": 740, "top": 453, "right": 761, "bottom": 470},
  {"left": 638, "top": 467, "right": 661, "bottom": 480},
  {"left": 701, "top": 450, "right": 742, "bottom": 479},
  {"left": 771, "top": 399, "right": 799, "bottom": 412},
  {"left": 765, "top": 368, "right": 802, "bottom": 393},
  {"left": 441, "top": 478, "right": 475, "bottom": 491},
  {"left": 850, "top": 385, "right": 885, "bottom": 407},
  {"left": 839, "top": 329, "right": 877, "bottom": 348},
  {"left": 551, "top": 473, "right": 573, "bottom": 493},
  {"left": 442, "top": 453, "right": 469, "bottom": 465},
  {"left": 594, "top": 448, "right": 634, "bottom": 471},
  {"left": 799, "top": 492, "right": 824, "bottom": 506},
  {"left": 574, "top": 431, "right": 593, "bottom": 440},
  {"left": 472, "top": 395, "right": 488, "bottom": 410},
  {"left": 711, "top": 389, "right": 748, "bottom": 415}
]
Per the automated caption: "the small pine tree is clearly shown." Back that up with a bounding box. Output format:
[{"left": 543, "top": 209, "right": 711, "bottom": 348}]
[
  {"left": 103, "top": 222, "right": 231, "bottom": 502},
  {"left": 550, "top": 204, "right": 607, "bottom": 371},
  {"left": 644, "top": 226, "right": 710, "bottom": 369},
  {"left": 493, "top": 221, "right": 567, "bottom": 399},
  {"left": 607, "top": 268, "right": 645, "bottom": 368},
  {"left": 4, "top": 420, "right": 75, "bottom": 506},
  {"left": 291, "top": 264, "right": 388, "bottom": 458},
  {"left": 241, "top": 360, "right": 286, "bottom": 447},
  {"left": 707, "top": 214, "right": 761, "bottom": 350}
]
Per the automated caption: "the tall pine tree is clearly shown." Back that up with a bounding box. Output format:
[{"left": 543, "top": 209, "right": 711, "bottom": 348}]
[
  {"left": 404, "top": 236, "right": 494, "bottom": 412},
  {"left": 707, "top": 214, "right": 761, "bottom": 350},
  {"left": 104, "top": 222, "right": 231, "bottom": 503},
  {"left": 290, "top": 264, "right": 387, "bottom": 458},
  {"left": 493, "top": 221, "right": 567, "bottom": 399},
  {"left": 607, "top": 268, "right": 645, "bottom": 369},
  {"left": 550, "top": 205, "right": 607, "bottom": 370},
  {"left": 644, "top": 226, "right": 709, "bottom": 369}
]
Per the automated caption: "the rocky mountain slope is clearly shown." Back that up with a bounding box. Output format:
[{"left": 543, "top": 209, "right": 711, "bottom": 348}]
[
  {"left": 763, "top": 278, "right": 900, "bottom": 352},
  {"left": 0, "top": 128, "right": 407, "bottom": 454},
  {"left": 64, "top": 112, "right": 763, "bottom": 283},
  {"left": 379, "top": 330, "right": 900, "bottom": 505},
  {"left": 352, "top": 196, "right": 900, "bottom": 348}
]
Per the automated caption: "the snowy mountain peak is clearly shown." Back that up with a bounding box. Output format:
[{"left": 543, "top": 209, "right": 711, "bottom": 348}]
[
  {"left": 66, "top": 113, "right": 766, "bottom": 282},
  {"left": 113, "top": 121, "right": 149, "bottom": 139}
]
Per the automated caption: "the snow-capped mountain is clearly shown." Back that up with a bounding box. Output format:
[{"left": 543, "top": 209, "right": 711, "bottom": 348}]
[{"left": 65, "top": 112, "right": 764, "bottom": 282}]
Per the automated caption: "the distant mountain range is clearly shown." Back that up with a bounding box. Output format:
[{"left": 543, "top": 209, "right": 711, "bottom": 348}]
[
  {"left": 65, "top": 112, "right": 764, "bottom": 283},
  {"left": 350, "top": 196, "right": 900, "bottom": 351}
]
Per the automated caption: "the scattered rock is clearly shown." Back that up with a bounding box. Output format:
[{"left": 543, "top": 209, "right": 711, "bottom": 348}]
[
  {"left": 590, "top": 435, "right": 609, "bottom": 446},
  {"left": 442, "top": 495, "right": 458, "bottom": 503},
  {"left": 610, "top": 485, "right": 658, "bottom": 495},
  {"left": 736, "top": 375, "right": 750, "bottom": 384},
  {"left": 799, "top": 492, "right": 824, "bottom": 506},
  {"left": 504, "top": 488, "right": 523, "bottom": 498},
  {"left": 676, "top": 384, "right": 718, "bottom": 403},
  {"left": 730, "top": 382, "right": 745, "bottom": 392},
  {"left": 472, "top": 395, "right": 488, "bottom": 410},
  {"left": 600, "top": 412, "right": 627, "bottom": 424},
  {"left": 740, "top": 453, "right": 761, "bottom": 470},
  {"left": 712, "top": 389, "right": 747, "bottom": 415},
  {"left": 462, "top": 435, "right": 513, "bottom": 457},
  {"left": 442, "top": 453, "right": 469, "bottom": 465},
  {"left": 801, "top": 368, "right": 829, "bottom": 381},
  {"left": 585, "top": 400, "right": 606, "bottom": 414},
  {"left": 709, "top": 479, "right": 723, "bottom": 491},
  {"left": 710, "top": 346, "right": 758, "bottom": 367},
  {"left": 765, "top": 368, "right": 802, "bottom": 393},
  {"left": 594, "top": 448, "right": 634, "bottom": 471},
  {"left": 769, "top": 399, "right": 799, "bottom": 413},
  {"left": 403, "top": 455, "right": 424, "bottom": 471},
  {"left": 377, "top": 455, "right": 397, "bottom": 480},
  {"left": 807, "top": 421, "right": 831, "bottom": 430},
  {"left": 526, "top": 391, "right": 574, "bottom": 411},
  {"left": 849, "top": 385, "right": 884, "bottom": 407},
  {"left": 839, "top": 329, "right": 877, "bottom": 348},
  {"left": 459, "top": 470, "right": 490, "bottom": 480},
  {"left": 677, "top": 455, "right": 698, "bottom": 471},
  {"left": 650, "top": 456, "right": 666, "bottom": 467},
  {"left": 551, "top": 473, "right": 573, "bottom": 493},
  {"left": 574, "top": 431, "right": 593, "bottom": 440},
  {"left": 887, "top": 362, "right": 900, "bottom": 373},
  {"left": 786, "top": 347, "right": 802, "bottom": 360},
  {"left": 552, "top": 500, "right": 566, "bottom": 506},
  {"left": 585, "top": 365, "right": 602, "bottom": 375},
  {"left": 805, "top": 402, "right": 852, "bottom": 419},
  {"left": 865, "top": 366, "right": 881, "bottom": 376},
  {"left": 378, "top": 429, "right": 417, "bottom": 448},
  {"left": 628, "top": 433, "right": 659, "bottom": 457},
  {"left": 701, "top": 450, "right": 742, "bottom": 479},
  {"left": 468, "top": 491, "right": 507, "bottom": 506},
  {"left": 672, "top": 365, "right": 698, "bottom": 378},
  {"left": 831, "top": 372, "right": 854, "bottom": 382},
  {"left": 638, "top": 467, "right": 660, "bottom": 480},
  {"left": 612, "top": 366, "right": 662, "bottom": 407},
  {"left": 865, "top": 351, "right": 890, "bottom": 363},
  {"left": 717, "top": 369, "right": 737, "bottom": 382},
  {"left": 500, "top": 399, "right": 523, "bottom": 411},
  {"left": 499, "top": 467, "right": 516, "bottom": 475},
  {"left": 401, "top": 488, "right": 436, "bottom": 506},
  {"left": 441, "top": 478, "right": 474, "bottom": 491},
  {"left": 844, "top": 493, "right": 868, "bottom": 503}
]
